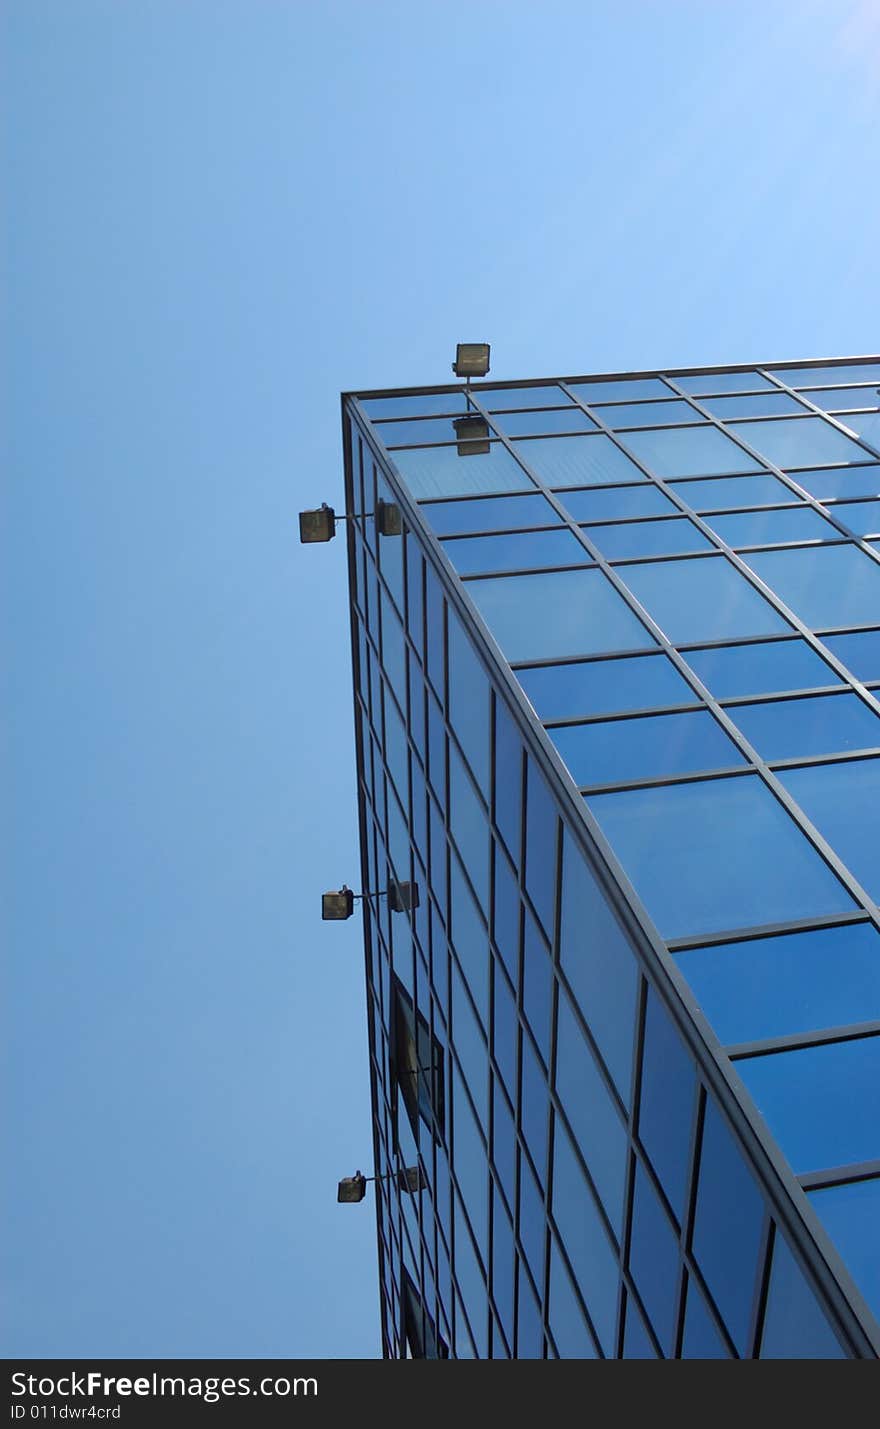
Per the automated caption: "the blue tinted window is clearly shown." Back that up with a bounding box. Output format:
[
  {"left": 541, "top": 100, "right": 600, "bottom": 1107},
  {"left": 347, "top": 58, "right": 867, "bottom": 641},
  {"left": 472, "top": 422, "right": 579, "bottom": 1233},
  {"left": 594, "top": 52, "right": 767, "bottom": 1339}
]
[
  {"left": 681, "top": 1278, "right": 728, "bottom": 1358},
  {"left": 729, "top": 417, "right": 870, "bottom": 469},
  {"left": 738, "top": 1036, "right": 880, "bottom": 1173},
  {"left": 760, "top": 1231, "right": 846, "bottom": 1359},
  {"left": 629, "top": 1161, "right": 680, "bottom": 1355},
  {"left": 781, "top": 757, "right": 880, "bottom": 903},
  {"left": 618, "top": 556, "right": 790, "bottom": 644},
  {"left": 639, "top": 987, "right": 696, "bottom": 1220},
  {"left": 769, "top": 546, "right": 880, "bottom": 634},
  {"left": 390, "top": 441, "right": 536, "bottom": 500},
  {"left": 493, "top": 701, "right": 522, "bottom": 866},
  {"left": 794, "top": 465, "right": 880, "bottom": 500},
  {"left": 569, "top": 376, "right": 673, "bottom": 402},
  {"left": 380, "top": 415, "right": 477, "bottom": 447},
  {"left": 449, "top": 855, "right": 489, "bottom": 1026},
  {"left": 453, "top": 1199, "right": 487, "bottom": 1356},
  {"left": 449, "top": 747, "right": 489, "bottom": 907},
  {"left": 809, "top": 1177, "right": 880, "bottom": 1327},
  {"left": 405, "top": 535, "right": 423, "bottom": 646},
  {"left": 492, "top": 845, "right": 521, "bottom": 987},
  {"left": 557, "top": 484, "right": 675, "bottom": 521},
  {"left": 549, "top": 709, "right": 744, "bottom": 787},
  {"left": 443, "top": 527, "right": 591, "bottom": 575},
  {"left": 827, "top": 499, "right": 880, "bottom": 536},
  {"left": 491, "top": 1183, "right": 515, "bottom": 1350},
  {"left": 587, "top": 517, "right": 714, "bottom": 560},
  {"left": 361, "top": 391, "right": 471, "bottom": 419},
  {"left": 524, "top": 760, "right": 557, "bottom": 941},
  {"left": 702, "top": 392, "right": 806, "bottom": 419},
  {"left": 704, "top": 506, "right": 836, "bottom": 546},
  {"left": 674, "top": 371, "right": 775, "bottom": 395},
  {"left": 601, "top": 399, "right": 700, "bottom": 428},
  {"left": 555, "top": 992, "right": 628, "bottom": 1234},
  {"left": 520, "top": 1024, "right": 550, "bottom": 1174},
  {"left": 517, "top": 1151, "right": 547, "bottom": 1290},
  {"left": 836, "top": 410, "right": 880, "bottom": 447},
  {"left": 424, "top": 563, "right": 445, "bottom": 698},
  {"left": 803, "top": 387, "right": 880, "bottom": 412},
  {"left": 419, "top": 492, "right": 562, "bottom": 535},
  {"left": 671, "top": 473, "right": 795, "bottom": 510},
  {"left": 522, "top": 913, "right": 553, "bottom": 1067},
  {"left": 478, "top": 384, "right": 570, "bottom": 410},
  {"left": 492, "top": 1070, "right": 517, "bottom": 1193},
  {"left": 683, "top": 639, "right": 839, "bottom": 698},
  {"left": 771, "top": 363, "right": 880, "bottom": 388},
  {"left": 674, "top": 923, "right": 880, "bottom": 1046},
  {"left": 692, "top": 1098, "right": 764, "bottom": 1355},
  {"left": 515, "top": 1263, "right": 544, "bottom": 1359},
  {"left": 426, "top": 691, "right": 445, "bottom": 805},
  {"left": 491, "top": 406, "right": 596, "bottom": 436},
  {"left": 622, "top": 1296, "right": 659, "bottom": 1358},
  {"left": 467, "top": 567, "right": 653, "bottom": 663},
  {"left": 621, "top": 424, "right": 763, "bottom": 478},
  {"left": 587, "top": 775, "right": 854, "bottom": 941},
  {"left": 452, "top": 1068, "right": 488, "bottom": 1248},
  {"left": 448, "top": 616, "right": 489, "bottom": 793},
  {"left": 517, "top": 653, "right": 692, "bottom": 720},
  {"left": 821, "top": 629, "right": 880, "bottom": 683},
  {"left": 548, "top": 1239, "right": 598, "bottom": 1357},
  {"left": 730, "top": 692, "right": 880, "bottom": 760},
  {"left": 515, "top": 433, "right": 648, "bottom": 487},
  {"left": 551, "top": 1120, "right": 620, "bottom": 1356},
  {"left": 452, "top": 964, "right": 488, "bottom": 1129},
  {"left": 559, "top": 828, "right": 638, "bottom": 1100}
]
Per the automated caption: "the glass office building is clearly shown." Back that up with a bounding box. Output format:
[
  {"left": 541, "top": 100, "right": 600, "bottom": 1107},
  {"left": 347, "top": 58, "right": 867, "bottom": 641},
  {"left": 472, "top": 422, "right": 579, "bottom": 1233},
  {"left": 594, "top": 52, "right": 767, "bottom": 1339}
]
[{"left": 340, "top": 357, "right": 880, "bottom": 1358}]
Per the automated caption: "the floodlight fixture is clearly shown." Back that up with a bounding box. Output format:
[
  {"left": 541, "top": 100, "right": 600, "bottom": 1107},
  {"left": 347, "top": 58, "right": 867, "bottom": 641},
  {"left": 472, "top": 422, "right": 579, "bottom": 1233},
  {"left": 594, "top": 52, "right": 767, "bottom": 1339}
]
[
  {"left": 337, "top": 1166, "right": 423, "bottom": 1203},
  {"left": 453, "top": 415, "right": 490, "bottom": 457},
  {"left": 298, "top": 502, "right": 337, "bottom": 543},
  {"left": 377, "top": 498, "right": 402, "bottom": 537},
  {"left": 322, "top": 885, "right": 356, "bottom": 921},
  {"left": 389, "top": 880, "right": 420, "bottom": 913},
  {"left": 452, "top": 342, "right": 491, "bottom": 381},
  {"left": 337, "top": 1170, "right": 367, "bottom": 1203}
]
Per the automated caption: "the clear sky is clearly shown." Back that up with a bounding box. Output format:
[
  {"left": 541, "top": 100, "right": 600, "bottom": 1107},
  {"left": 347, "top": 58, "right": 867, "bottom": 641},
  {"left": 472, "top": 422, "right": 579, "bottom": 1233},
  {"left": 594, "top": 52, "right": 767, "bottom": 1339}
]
[{"left": 3, "top": 0, "right": 879, "bottom": 1358}]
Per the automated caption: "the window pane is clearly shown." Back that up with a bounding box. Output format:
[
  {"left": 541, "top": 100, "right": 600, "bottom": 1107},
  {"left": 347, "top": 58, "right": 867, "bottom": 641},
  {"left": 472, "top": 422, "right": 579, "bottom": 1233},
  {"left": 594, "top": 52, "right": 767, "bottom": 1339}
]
[
  {"left": 443, "top": 528, "right": 591, "bottom": 576},
  {"left": 671, "top": 473, "right": 796, "bottom": 510},
  {"left": 587, "top": 775, "right": 854, "bottom": 941},
  {"left": 744, "top": 544, "right": 880, "bottom": 630},
  {"left": 449, "top": 747, "right": 489, "bottom": 907},
  {"left": 466, "top": 567, "right": 654, "bottom": 662},
  {"left": 793, "top": 464, "right": 880, "bottom": 500},
  {"left": 600, "top": 399, "right": 701, "bottom": 428},
  {"left": 771, "top": 362, "right": 880, "bottom": 388},
  {"left": 517, "top": 652, "right": 692, "bottom": 721},
  {"left": 729, "top": 417, "right": 870, "bottom": 469},
  {"left": 477, "top": 384, "right": 571, "bottom": 410},
  {"left": 555, "top": 991, "right": 628, "bottom": 1234},
  {"left": 780, "top": 757, "right": 880, "bottom": 904},
  {"left": 683, "top": 639, "right": 839, "bottom": 699},
  {"left": 587, "top": 517, "right": 714, "bottom": 560},
  {"left": 549, "top": 709, "right": 744, "bottom": 787},
  {"left": 448, "top": 615, "right": 490, "bottom": 793},
  {"left": 704, "top": 506, "right": 836, "bottom": 547},
  {"left": 737, "top": 1035, "right": 880, "bottom": 1173},
  {"left": 834, "top": 410, "right": 880, "bottom": 448},
  {"left": 623, "top": 1296, "right": 659, "bottom": 1358},
  {"left": 559, "top": 827, "right": 638, "bottom": 1100},
  {"left": 557, "top": 484, "right": 676, "bottom": 522},
  {"left": 809, "top": 1177, "right": 880, "bottom": 1328},
  {"left": 380, "top": 415, "right": 483, "bottom": 447},
  {"left": 620, "top": 425, "right": 763, "bottom": 478},
  {"left": 804, "top": 387, "right": 880, "bottom": 412},
  {"left": 674, "top": 371, "right": 775, "bottom": 395},
  {"left": 361, "top": 391, "right": 472, "bottom": 419},
  {"left": 550, "top": 1120, "right": 619, "bottom": 1356},
  {"left": 730, "top": 691, "right": 880, "bottom": 761},
  {"left": 521, "top": 912, "right": 553, "bottom": 1066},
  {"left": 491, "top": 407, "right": 596, "bottom": 436},
  {"left": 390, "top": 441, "right": 536, "bottom": 500},
  {"left": 569, "top": 376, "right": 673, "bottom": 402},
  {"left": 691, "top": 1098, "right": 764, "bottom": 1356},
  {"left": 821, "top": 629, "right": 880, "bottom": 683},
  {"left": 829, "top": 499, "right": 880, "bottom": 536},
  {"left": 514, "top": 433, "right": 648, "bottom": 487},
  {"left": 639, "top": 986, "right": 696, "bottom": 1221},
  {"left": 681, "top": 1278, "right": 728, "bottom": 1358},
  {"left": 524, "top": 760, "right": 557, "bottom": 941},
  {"left": 628, "top": 1160, "right": 680, "bottom": 1355},
  {"left": 548, "top": 1239, "right": 598, "bottom": 1357},
  {"left": 759, "top": 1231, "right": 846, "bottom": 1359},
  {"left": 493, "top": 700, "right": 522, "bottom": 867},
  {"left": 618, "top": 556, "right": 790, "bottom": 644},
  {"left": 701, "top": 392, "right": 806, "bottom": 419},
  {"left": 674, "top": 923, "right": 880, "bottom": 1046},
  {"left": 419, "top": 493, "right": 562, "bottom": 536}
]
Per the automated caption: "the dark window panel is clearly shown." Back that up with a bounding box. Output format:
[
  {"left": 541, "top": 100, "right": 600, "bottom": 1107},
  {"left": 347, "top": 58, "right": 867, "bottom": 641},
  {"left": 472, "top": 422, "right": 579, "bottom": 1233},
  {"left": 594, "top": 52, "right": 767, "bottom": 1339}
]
[
  {"left": 781, "top": 756, "right": 880, "bottom": 904},
  {"left": 682, "top": 638, "right": 840, "bottom": 700},
  {"left": 692, "top": 1098, "right": 764, "bottom": 1355},
  {"left": 587, "top": 775, "right": 854, "bottom": 941},
  {"left": 639, "top": 986, "right": 697, "bottom": 1222},
  {"left": 547, "top": 1237, "right": 598, "bottom": 1357},
  {"left": 628, "top": 1160, "right": 680, "bottom": 1355},
  {"left": 517, "top": 652, "right": 692, "bottom": 721},
  {"left": 419, "top": 492, "right": 562, "bottom": 536},
  {"left": 680, "top": 1277, "right": 729, "bottom": 1358},
  {"left": 737, "top": 1035, "right": 880, "bottom": 1174},
  {"left": 549, "top": 708, "right": 745, "bottom": 787},
  {"left": 674, "top": 922, "right": 880, "bottom": 1046},
  {"left": 551, "top": 1119, "right": 620, "bottom": 1356},
  {"left": 729, "top": 691, "right": 880, "bottom": 761},
  {"left": 821, "top": 629, "right": 880, "bottom": 683},
  {"left": 555, "top": 991, "right": 628, "bottom": 1235},
  {"left": 759, "top": 1231, "right": 846, "bottom": 1359},
  {"left": 808, "top": 1177, "right": 880, "bottom": 1329},
  {"left": 556, "top": 484, "right": 676, "bottom": 522}
]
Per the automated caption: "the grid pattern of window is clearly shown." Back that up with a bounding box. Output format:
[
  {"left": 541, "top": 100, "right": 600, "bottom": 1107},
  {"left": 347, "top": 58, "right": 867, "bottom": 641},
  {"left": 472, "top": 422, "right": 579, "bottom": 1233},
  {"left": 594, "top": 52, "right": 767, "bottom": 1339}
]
[{"left": 344, "top": 358, "right": 880, "bottom": 1358}]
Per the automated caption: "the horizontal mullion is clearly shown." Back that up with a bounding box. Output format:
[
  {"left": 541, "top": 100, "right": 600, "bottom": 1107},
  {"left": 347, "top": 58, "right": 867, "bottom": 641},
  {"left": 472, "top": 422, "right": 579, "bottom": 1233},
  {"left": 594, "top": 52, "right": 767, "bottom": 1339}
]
[
  {"left": 579, "top": 764, "right": 749, "bottom": 796},
  {"left": 459, "top": 560, "right": 595, "bottom": 581},
  {"left": 726, "top": 1020, "right": 880, "bottom": 1061},
  {"left": 799, "top": 1160, "right": 880, "bottom": 1192},
  {"left": 666, "top": 909, "right": 872, "bottom": 952}
]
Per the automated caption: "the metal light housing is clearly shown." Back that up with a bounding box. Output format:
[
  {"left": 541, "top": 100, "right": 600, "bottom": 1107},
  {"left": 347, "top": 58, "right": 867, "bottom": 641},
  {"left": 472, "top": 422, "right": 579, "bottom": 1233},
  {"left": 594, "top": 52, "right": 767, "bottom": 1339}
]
[
  {"left": 453, "top": 415, "right": 490, "bottom": 456},
  {"left": 299, "top": 503, "right": 336, "bottom": 543},
  {"left": 337, "top": 1171, "right": 367, "bottom": 1203},
  {"left": 452, "top": 343, "right": 490, "bottom": 379},
  {"left": 322, "top": 886, "right": 355, "bottom": 921},
  {"left": 389, "top": 880, "right": 420, "bottom": 914},
  {"left": 377, "top": 498, "right": 402, "bottom": 537}
]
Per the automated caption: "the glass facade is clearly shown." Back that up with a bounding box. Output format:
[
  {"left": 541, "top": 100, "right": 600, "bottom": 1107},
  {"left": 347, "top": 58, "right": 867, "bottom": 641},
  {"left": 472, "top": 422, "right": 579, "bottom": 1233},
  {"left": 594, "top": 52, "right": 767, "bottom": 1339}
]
[{"left": 342, "top": 356, "right": 880, "bottom": 1358}]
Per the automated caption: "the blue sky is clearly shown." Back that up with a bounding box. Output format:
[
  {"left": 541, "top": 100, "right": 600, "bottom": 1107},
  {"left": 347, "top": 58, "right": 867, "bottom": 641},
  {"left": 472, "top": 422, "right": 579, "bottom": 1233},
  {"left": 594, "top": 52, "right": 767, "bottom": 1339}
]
[{"left": 3, "top": 0, "right": 879, "bottom": 1358}]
